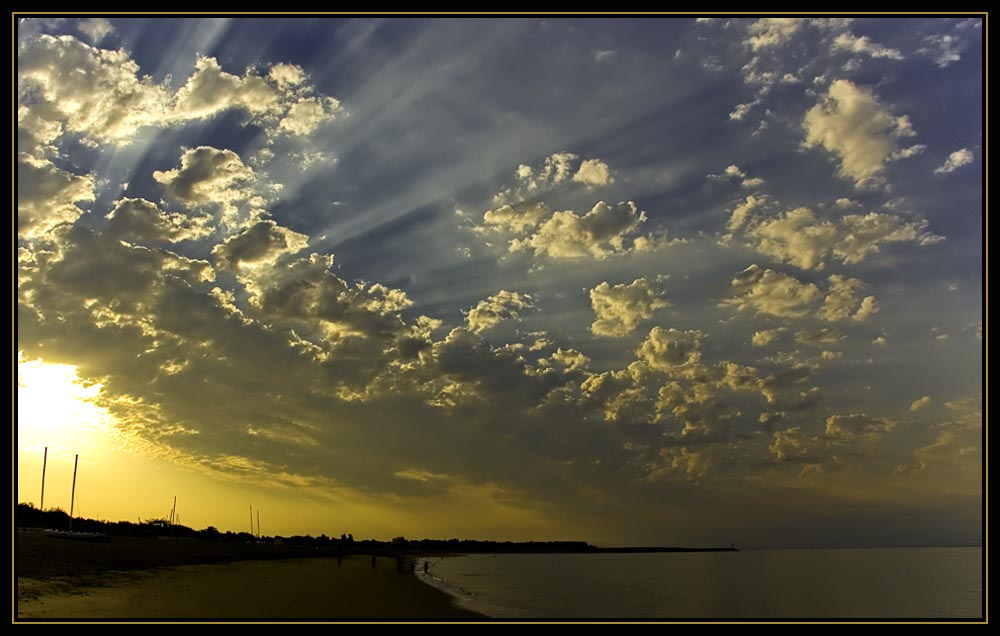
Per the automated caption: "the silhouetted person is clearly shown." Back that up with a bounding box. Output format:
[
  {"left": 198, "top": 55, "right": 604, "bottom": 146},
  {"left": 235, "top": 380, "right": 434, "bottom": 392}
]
[
  {"left": 423, "top": 561, "right": 429, "bottom": 574},
  {"left": 371, "top": 554, "right": 377, "bottom": 571}
]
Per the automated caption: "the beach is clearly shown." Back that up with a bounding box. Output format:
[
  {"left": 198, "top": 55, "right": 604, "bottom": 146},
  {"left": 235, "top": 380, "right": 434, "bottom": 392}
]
[{"left": 16, "top": 534, "right": 483, "bottom": 621}]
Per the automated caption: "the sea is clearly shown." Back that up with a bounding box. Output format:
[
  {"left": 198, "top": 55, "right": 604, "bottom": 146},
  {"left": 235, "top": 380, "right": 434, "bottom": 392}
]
[{"left": 417, "top": 548, "right": 983, "bottom": 620}]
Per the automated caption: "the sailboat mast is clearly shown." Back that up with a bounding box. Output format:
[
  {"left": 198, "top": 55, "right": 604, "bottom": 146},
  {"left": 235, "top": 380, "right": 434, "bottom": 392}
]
[
  {"left": 40, "top": 447, "right": 48, "bottom": 511},
  {"left": 257, "top": 509, "right": 260, "bottom": 538},
  {"left": 68, "top": 454, "right": 78, "bottom": 530}
]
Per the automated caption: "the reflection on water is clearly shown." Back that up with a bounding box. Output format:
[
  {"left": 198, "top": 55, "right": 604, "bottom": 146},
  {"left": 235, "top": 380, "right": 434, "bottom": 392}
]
[{"left": 426, "top": 548, "right": 982, "bottom": 619}]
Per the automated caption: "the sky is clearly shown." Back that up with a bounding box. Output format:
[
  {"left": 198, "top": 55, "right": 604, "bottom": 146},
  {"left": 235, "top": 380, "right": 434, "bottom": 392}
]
[{"left": 16, "top": 16, "right": 983, "bottom": 548}]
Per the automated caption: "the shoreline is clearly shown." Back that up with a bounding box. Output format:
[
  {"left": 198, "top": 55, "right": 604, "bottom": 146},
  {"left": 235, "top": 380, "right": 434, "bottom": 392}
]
[{"left": 17, "top": 556, "right": 486, "bottom": 621}]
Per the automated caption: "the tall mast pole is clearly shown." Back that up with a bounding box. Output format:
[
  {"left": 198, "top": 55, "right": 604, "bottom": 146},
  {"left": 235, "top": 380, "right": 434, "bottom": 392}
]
[
  {"left": 257, "top": 509, "right": 260, "bottom": 539},
  {"left": 68, "top": 454, "right": 78, "bottom": 530},
  {"left": 40, "top": 447, "right": 48, "bottom": 511}
]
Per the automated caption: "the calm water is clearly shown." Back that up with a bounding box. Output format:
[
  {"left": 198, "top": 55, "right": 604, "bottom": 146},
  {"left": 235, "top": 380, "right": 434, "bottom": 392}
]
[{"left": 419, "top": 548, "right": 982, "bottom": 619}]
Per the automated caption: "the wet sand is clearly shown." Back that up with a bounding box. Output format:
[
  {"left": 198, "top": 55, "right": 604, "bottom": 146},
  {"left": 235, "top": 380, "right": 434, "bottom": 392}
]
[{"left": 17, "top": 556, "right": 484, "bottom": 620}]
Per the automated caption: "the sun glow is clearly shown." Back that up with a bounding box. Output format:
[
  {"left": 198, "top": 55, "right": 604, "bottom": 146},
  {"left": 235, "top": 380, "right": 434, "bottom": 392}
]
[{"left": 17, "top": 355, "right": 114, "bottom": 455}]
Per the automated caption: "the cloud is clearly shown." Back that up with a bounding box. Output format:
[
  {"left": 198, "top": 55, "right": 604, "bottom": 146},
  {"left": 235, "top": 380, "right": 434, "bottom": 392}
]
[
  {"left": 824, "top": 413, "right": 896, "bottom": 441},
  {"left": 751, "top": 328, "right": 785, "bottom": 346},
  {"left": 153, "top": 147, "right": 262, "bottom": 227},
  {"left": 746, "top": 18, "right": 803, "bottom": 50},
  {"left": 910, "top": 395, "right": 932, "bottom": 412},
  {"left": 482, "top": 202, "right": 550, "bottom": 233},
  {"left": 464, "top": 290, "right": 534, "bottom": 334},
  {"left": 515, "top": 152, "right": 578, "bottom": 191},
  {"left": 643, "top": 447, "right": 712, "bottom": 481},
  {"left": 78, "top": 18, "right": 115, "bottom": 43},
  {"left": 722, "top": 265, "right": 823, "bottom": 318},
  {"left": 816, "top": 275, "right": 878, "bottom": 322},
  {"left": 730, "top": 200, "right": 942, "bottom": 270},
  {"left": 18, "top": 34, "right": 171, "bottom": 145},
  {"left": 729, "top": 101, "right": 758, "bottom": 121},
  {"left": 934, "top": 148, "right": 975, "bottom": 174},
  {"left": 831, "top": 33, "right": 903, "bottom": 59},
  {"left": 17, "top": 156, "right": 95, "bottom": 239},
  {"left": 509, "top": 200, "right": 652, "bottom": 260},
  {"left": 105, "top": 198, "right": 213, "bottom": 244},
  {"left": 889, "top": 144, "right": 926, "bottom": 161},
  {"left": 212, "top": 220, "right": 309, "bottom": 270},
  {"left": 590, "top": 279, "right": 669, "bottom": 337},
  {"left": 769, "top": 427, "right": 823, "bottom": 462},
  {"left": 172, "top": 56, "right": 341, "bottom": 133},
  {"left": 278, "top": 97, "right": 342, "bottom": 136},
  {"left": 495, "top": 152, "right": 618, "bottom": 205},
  {"left": 920, "top": 34, "right": 964, "bottom": 68},
  {"left": 573, "top": 159, "right": 615, "bottom": 187},
  {"left": 726, "top": 194, "right": 765, "bottom": 233},
  {"left": 803, "top": 80, "right": 913, "bottom": 186},
  {"left": 636, "top": 327, "right": 704, "bottom": 370},
  {"left": 549, "top": 348, "right": 590, "bottom": 373},
  {"left": 17, "top": 34, "right": 343, "bottom": 151},
  {"left": 795, "top": 328, "right": 846, "bottom": 345},
  {"left": 710, "top": 165, "right": 765, "bottom": 189},
  {"left": 770, "top": 413, "right": 896, "bottom": 463}
]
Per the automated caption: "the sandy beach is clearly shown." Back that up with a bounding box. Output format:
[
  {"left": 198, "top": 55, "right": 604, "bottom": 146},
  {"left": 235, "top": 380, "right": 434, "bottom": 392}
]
[{"left": 17, "top": 555, "right": 484, "bottom": 621}]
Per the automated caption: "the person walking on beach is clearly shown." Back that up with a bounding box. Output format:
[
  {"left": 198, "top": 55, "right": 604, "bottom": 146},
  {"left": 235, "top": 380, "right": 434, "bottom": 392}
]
[
  {"left": 423, "top": 561, "right": 429, "bottom": 574},
  {"left": 371, "top": 554, "right": 377, "bottom": 571}
]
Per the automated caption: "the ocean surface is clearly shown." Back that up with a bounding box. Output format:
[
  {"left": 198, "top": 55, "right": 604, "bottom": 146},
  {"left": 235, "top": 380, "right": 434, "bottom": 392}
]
[{"left": 419, "top": 548, "right": 982, "bottom": 619}]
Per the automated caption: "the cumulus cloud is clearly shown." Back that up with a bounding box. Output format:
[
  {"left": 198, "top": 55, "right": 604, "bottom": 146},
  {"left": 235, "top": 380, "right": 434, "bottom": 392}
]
[
  {"left": 769, "top": 427, "right": 822, "bottom": 462},
  {"left": 212, "top": 220, "right": 309, "bottom": 270},
  {"left": 515, "top": 152, "right": 577, "bottom": 191},
  {"left": 277, "top": 97, "right": 342, "bottom": 136},
  {"left": 17, "top": 156, "right": 95, "bottom": 239},
  {"left": 590, "top": 279, "right": 669, "bottom": 337},
  {"left": 795, "top": 328, "right": 846, "bottom": 345},
  {"left": 889, "top": 144, "right": 927, "bottom": 161},
  {"left": 771, "top": 413, "right": 896, "bottom": 463},
  {"left": 751, "top": 328, "right": 785, "bottom": 346},
  {"left": 509, "top": 200, "right": 651, "bottom": 260},
  {"left": 573, "top": 159, "right": 615, "bottom": 187},
  {"left": 17, "top": 34, "right": 342, "bottom": 151},
  {"left": 173, "top": 56, "right": 341, "bottom": 134},
  {"left": 18, "top": 34, "right": 171, "bottom": 145},
  {"left": 831, "top": 33, "right": 903, "bottom": 59},
  {"left": 910, "top": 395, "right": 932, "bottom": 412},
  {"left": 709, "top": 165, "right": 765, "bottom": 189},
  {"left": 746, "top": 18, "right": 803, "bottom": 50},
  {"left": 934, "top": 148, "right": 975, "bottom": 174},
  {"left": 482, "top": 202, "right": 550, "bottom": 233},
  {"left": 803, "top": 80, "right": 914, "bottom": 186},
  {"left": 730, "top": 201, "right": 942, "bottom": 270},
  {"left": 816, "top": 275, "right": 878, "bottom": 322},
  {"left": 549, "top": 348, "right": 590, "bottom": 373},
  {"left": 78, "top": 18, "right": 115, "bottom": 43},
  {"left": 722, "top": 265, "right": 822, "bottom": 318},
  {"left": 152, "top": 147, "right": 263, "bottom": 227},
  {"left": 729, "top": 101, "right": 758, "bottom": 121},
  {"left": 105, "top": 198, "right": 213, "bottom": 244},
  {"left": 824, "top": 413, "right": 896, "bottom": 440},
  {"left": 636, "top": 327, "right": 704, "bottom": 370},
  {"left": 464, "top": 290, "right": 533, "bottom": 334}
]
